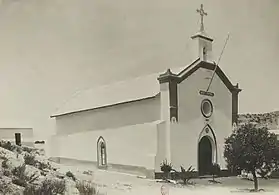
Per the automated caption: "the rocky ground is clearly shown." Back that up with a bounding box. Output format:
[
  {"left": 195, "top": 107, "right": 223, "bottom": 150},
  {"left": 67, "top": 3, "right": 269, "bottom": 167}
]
[{"left": 0, "top": 140, "right": 101, "bottom": 195}]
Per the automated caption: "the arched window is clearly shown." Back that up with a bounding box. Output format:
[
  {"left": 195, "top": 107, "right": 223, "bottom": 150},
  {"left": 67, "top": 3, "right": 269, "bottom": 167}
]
[
  {"left": 100, "top": 142, "right": 106, "bottom": 165},
  {"left": 97, "top": 136, "right": 107, "bottom": 168}
]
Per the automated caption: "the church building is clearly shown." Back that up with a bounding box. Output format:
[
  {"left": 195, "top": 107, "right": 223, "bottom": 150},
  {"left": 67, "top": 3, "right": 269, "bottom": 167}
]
[{"left": 49, "top": 5, "right": 241, "bottom": 178}]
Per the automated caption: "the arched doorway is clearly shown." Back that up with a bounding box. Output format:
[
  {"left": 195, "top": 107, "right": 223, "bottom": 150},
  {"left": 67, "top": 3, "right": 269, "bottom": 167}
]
[
  {"left": 198, "top": 136, "right": 212, "bottom": 175},
  {"left": 97, "top": 136, "right": 107, "bottom": 168}
]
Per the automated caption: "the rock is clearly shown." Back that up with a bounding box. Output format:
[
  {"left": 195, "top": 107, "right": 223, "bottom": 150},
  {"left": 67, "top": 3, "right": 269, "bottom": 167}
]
[{"left": 83, "top": 170, "right": 93, "bottom": 176}]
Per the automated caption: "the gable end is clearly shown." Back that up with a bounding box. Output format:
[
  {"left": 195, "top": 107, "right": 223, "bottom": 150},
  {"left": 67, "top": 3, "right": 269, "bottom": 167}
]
[{"left": 158, "top": 60, "right": 242, "bottom": 94}]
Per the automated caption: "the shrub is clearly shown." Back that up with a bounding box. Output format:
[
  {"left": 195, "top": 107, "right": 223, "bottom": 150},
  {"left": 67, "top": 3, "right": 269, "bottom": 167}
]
[
  {"left": 12, "top": 163, "right": 26, "bottom": 179},
  {"left": 23, "top": 179, "right": 66, "bottom": 195},
  {"left": 37, "top": 161, "right": 51, "bottom": 171},
  {"left": 0, "top": 179, "right": 13, "bottom": 195},
  {"left": 210, "top": 163, "right": 221, "bottom": 182},
  {"left": 66, "top": 171, "right": 76, "bottom": 181},
  {"left": 22, "top": 146, "right": 34, "bottom": 154},
  {"left": 23, "top": 184, "right": 39, "bottom": 195},
  {"left": 160, "top": 159, "right": 173, "bottom": 180},
  {"left": 180, "top": 165, "right": 195, "bottom": 185},
  {"left": 2, "top": 158, "right": 9, "bottom": 169},
  {"left": 12, "top": 177, "right": 27, "bottom": 187},
  {"left": 41, "top": 171, "right": 47, "bottom": 176},
  {"left": 24, "top": 154, "right": 36, "bottom": 166},
  {"left": 42, "top": 179, "right": 66, "bottom": 195},
  {"left": 11, "top": 164, "right": 39, "bottom": 187},
  {"left": 0, "top": 141, "right": 16, "bottom": 151},
  {"left": 76, "top": 180, "right": 98, "bottom": 195},
  {"left": 3, "top": 169, "right": 12, "bottom": 177}
]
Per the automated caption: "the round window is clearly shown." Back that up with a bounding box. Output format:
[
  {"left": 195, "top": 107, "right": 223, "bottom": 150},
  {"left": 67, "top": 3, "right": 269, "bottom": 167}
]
[{"left": 201, "top": 99, "right": 213, "bottom": 118}]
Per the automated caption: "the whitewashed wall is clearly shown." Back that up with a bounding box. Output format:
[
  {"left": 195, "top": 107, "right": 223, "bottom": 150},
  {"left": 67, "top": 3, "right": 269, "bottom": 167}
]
[
  {"left": 154, "top": 121, "right": 167, "bottom": 172},
  {"left": 55, "top": 96, "right": 160, "bottom": 135},
  {"left": 50, "top": 122, "right": 158, "bottom": 170},
  {"left": 171, "top": 67, "right": 232, "bottom": 171}
]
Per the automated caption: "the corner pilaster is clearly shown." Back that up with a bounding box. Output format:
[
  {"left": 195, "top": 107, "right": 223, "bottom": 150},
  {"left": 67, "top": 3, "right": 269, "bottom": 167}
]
[
  {"left": 232, "top": 83, "right": 242, "bottom": 125},
  {"left": 157, "top": 69, "right": 179, "bottom": 163},
  {"left": 157, "top": 69, "right": 179, "bottom": 122}
]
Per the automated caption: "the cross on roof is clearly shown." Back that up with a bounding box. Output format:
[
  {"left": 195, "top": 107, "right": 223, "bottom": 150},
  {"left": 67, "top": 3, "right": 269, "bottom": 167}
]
[{"left": 196, "top": 4, "right": 207, "bottom": 32}]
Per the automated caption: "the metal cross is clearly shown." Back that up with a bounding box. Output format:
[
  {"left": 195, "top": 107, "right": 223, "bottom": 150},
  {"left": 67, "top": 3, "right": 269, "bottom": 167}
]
[{"left": 196, "top": 4, "right": 207, "bottom": 32}]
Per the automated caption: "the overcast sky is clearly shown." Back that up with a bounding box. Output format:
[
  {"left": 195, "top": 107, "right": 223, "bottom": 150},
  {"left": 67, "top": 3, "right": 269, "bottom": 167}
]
[{"left": 0, "top": 0, "right": 278, "bottom": 139}]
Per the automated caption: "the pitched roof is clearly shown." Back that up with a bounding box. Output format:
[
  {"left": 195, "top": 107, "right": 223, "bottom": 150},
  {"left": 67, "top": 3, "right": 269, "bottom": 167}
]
[
  {"left": 51, "top": 59, "right": 240, "bottom": 118},
  {"left": 51, "top": 66, "right": 185, "bottom": 117}
]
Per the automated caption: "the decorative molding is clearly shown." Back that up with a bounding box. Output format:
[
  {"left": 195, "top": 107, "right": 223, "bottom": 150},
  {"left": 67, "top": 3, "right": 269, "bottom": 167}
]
[
  {"left": 201, "top": 99, "right": 213, "bottom": 118},
  {"left": 157, "top": 68, "right": 179, "bottom": 122},
  {"left": 198, "top": 124, "right": 218, "bottom": 172},
  {"left": 177, "top": 61, "right": 242, "bottom": 94},
  {"left": 191, "top": 33, "right": 213, "bottom": 42}
]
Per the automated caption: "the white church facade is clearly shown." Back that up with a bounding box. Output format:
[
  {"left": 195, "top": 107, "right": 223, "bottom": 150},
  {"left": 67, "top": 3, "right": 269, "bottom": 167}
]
[{"left": 49, "top": 5, "right": 241, "bottom": 178}]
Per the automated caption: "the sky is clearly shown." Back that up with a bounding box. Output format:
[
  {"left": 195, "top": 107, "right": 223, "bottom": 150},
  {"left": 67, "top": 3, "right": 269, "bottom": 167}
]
[{"left": 0, "top": 0, "right": 278, "bottom": 139}]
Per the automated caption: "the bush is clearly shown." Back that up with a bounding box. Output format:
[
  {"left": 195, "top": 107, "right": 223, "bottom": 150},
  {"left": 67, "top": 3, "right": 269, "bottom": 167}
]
[
  {"left": 210, "top": 163, "right": 221, "bottom": 182},
  {"left": 23, "top": 184, "right": 38, "bottom": 195},
  {"left": 160, "top": 159, "right": 173, "bottom": 180},
  {"left": 66, "top": 171, "right": 76, "bottom": 181},
  {"left": 23, "top": 179, "right": 66, "bottom": 195},
  {"left": 11, "top": 164, "right": 39, "bottom": 187},
  {"left": 0, "top": 141, "right": 16, "bottom": 151},
  {"left": 2, "top": 158, "right": 9, "bottom": 169},
  {"left": 37, "top": 161, "right": 51, "bottom": 170},
  {"left": 76, "top": 180, "right": 98, "bottom": 195},
  {"left": 24, "top": 154, "right": 36, "bottom": 166},
  {"left": 3, "top": 169, "right": 12, "bottom": 177},
  {"left": 42, "top": 179, "right": 66, "bottom": 195},
  {"left": 12, "top": 163, "right": 26, "bottom": 179},
  {"left": 22, "top": 146, "right": 34, "bottom": 153},
  {"left": 0, "top": 179, "right": 13, "bottom": 195},
  {"left": 180, "top": 165, "right": 195, "bottom": 185},
  {"left": 12, "top": 178, "right": 27, "bottom": 187}
]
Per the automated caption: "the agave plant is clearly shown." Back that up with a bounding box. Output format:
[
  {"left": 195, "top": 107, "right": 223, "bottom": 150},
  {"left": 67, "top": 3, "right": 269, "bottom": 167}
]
[
  {"left": 160, "top": 159, "right": 173, "bottom": 181},
  {"left": 180, "top": 165, "right": 195, "bottom": 185}
]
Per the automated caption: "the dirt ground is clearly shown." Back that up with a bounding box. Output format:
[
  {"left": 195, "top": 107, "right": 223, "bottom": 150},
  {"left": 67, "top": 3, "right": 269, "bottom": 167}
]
[{"left": 58, "top": 163, "right": 279, "bottom": 195}]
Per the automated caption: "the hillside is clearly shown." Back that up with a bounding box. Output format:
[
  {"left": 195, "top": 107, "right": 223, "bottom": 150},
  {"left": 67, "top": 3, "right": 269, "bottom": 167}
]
[
  {"left": 0, "top": 140, "right": 101, "bottom": 195},
  {"left": 238, "top": 111, "right": 279, "bottom": 130}
]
